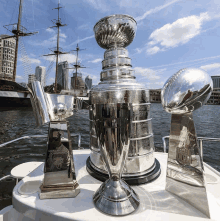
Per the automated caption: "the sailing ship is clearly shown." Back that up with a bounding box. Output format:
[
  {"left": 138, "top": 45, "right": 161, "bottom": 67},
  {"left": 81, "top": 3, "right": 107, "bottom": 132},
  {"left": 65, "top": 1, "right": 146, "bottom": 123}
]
[
  {"left": 0, "top": 0, "right": 90, "bottom": 107},
  {"left": 0, "top": 0, "right": 36, "bottom": 107}
]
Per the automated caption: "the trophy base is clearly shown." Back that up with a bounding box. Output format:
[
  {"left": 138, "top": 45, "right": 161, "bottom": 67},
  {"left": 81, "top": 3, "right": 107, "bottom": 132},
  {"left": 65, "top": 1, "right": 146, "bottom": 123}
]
[
  {"left": 93, "top": 178, "right": 140, "bottom": 216},
  {"left": 39, "top": 182, "right": 80, "bottom": 200},
  {"left": 39, "top": 181, "right": 80, "bottom": 200},
  {"left": 86, "top": 157, "right": 161, "bottom": 185}
]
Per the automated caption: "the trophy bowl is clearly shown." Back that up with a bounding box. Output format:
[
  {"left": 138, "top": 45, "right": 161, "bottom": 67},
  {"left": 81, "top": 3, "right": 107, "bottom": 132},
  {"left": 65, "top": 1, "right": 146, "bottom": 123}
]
[
  {"left": 94, "top": 14, "right": 137, "bottom": 49},
  {"left": 161, "top": 68, "right": 213, "bottom": 114}
]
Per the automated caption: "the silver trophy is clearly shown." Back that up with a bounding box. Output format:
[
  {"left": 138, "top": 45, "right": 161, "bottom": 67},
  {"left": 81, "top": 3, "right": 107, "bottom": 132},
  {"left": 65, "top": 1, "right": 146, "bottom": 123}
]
[
  {"left": 92, "top": 103, "right": 140, "bottom": 216},
  {"left": 28, "top": 81, "right": 80, "bottom": 199},
  {"left": 87, "top": 14, "right": 160, "bottom": 186},
  {"left": 161, "top": 68, "right": 213, "bottom": 217}
]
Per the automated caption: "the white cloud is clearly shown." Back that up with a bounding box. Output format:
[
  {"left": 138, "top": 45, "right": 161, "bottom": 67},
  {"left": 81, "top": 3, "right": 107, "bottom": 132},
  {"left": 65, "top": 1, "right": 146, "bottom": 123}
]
[
  {"left": 31, "top": 30, "right": 67, "bottom": 47},
  {"left": 44, "top": 53, "right": 77, "bottom": 64},
  {"left": 60, "top": 33, "right": 67, "bottom": 39},
  {"left": 78, "top": 24, "right": 90, "bottom": 30},
  {"left": 19, "top": 57, "right": 41, "bottom": 64},
  {"left": 135, "top": 47, "right": 144, "bottom": 54},
  {"left": 16, "top": 75, "right": 23, "bottom": 79},
  {"left": 134, "top": 67, "right": 164, "bottom": 80},
  {"left": 145, "top": 81, "right": 165, "bottom": 89},
  {"left": 29, "top": 58, "right": 41, "bottom": 64},
  {"left": 70, "top": 35, "right": 94, "bottom": 46},
  {"left": 89, "top": 58, "right": 102, "bottom": 63},
  {"left": 147, "top": 12, "right": 210, "bottom": 55},
  {"left": 200, "top": 63, "right": 220, "bottom": 71},
  {"left": 147, "top": 46, "right": 161, "bottom": 55},
  {"left": 46, "top": 28, "right": 55, "bottom": 33},
  {"left": 83, "top": 0, "right": 108, "bottom": 12},
  {"left": 136, "top": 0, "right": 181, "bottom": 22}
]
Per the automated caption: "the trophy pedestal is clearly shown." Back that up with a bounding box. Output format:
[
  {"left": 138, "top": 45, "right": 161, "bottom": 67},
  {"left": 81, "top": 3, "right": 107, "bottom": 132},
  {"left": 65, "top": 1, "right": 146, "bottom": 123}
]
[
  {"left": 39, "top": 121, "right": 80, "bottom": 200},
  {"left": 93, "top": 178, "right": 139, "bottom": 216}
]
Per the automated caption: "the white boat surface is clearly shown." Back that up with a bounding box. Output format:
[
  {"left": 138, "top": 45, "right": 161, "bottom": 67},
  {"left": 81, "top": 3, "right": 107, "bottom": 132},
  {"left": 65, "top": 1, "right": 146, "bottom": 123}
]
[{"left": 0, "top": 149, "right": 220, "bottom": 221}]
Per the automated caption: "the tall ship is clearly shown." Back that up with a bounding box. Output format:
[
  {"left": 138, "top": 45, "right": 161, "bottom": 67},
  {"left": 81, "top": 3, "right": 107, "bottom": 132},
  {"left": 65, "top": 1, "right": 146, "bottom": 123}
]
[
  {"left": 0, "top": 0, "right": 90, "bottom": 107},
  {"left": 0, "top": 0, "right": 37, "bottom": 107}
]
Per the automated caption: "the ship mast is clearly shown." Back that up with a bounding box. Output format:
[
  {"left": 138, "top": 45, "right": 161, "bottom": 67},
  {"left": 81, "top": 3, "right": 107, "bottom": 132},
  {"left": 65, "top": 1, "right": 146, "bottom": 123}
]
[
  {"left": 43, "top": 2, "right": 68, "bottom": 93},
  {"left": 68, "top": 44, "right": 86, "bottom": 88},
  {"left": 2, "top": 0, "right": 37, "bottom": 82}
]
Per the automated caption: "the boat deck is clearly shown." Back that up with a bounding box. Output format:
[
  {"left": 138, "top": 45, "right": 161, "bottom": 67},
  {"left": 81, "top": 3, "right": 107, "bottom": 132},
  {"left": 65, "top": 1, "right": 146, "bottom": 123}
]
[{"left": 5, "top": 150, "right": 220, "bottom": 220}]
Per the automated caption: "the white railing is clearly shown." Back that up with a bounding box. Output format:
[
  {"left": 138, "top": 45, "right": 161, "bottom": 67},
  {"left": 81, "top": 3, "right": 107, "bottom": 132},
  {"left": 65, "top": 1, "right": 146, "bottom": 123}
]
[
  {"left": 162, "top": 135, "right": 220, "bottom": 159},
  {"left": 0, "top": 133, "right": 82, "bottom": 182}
]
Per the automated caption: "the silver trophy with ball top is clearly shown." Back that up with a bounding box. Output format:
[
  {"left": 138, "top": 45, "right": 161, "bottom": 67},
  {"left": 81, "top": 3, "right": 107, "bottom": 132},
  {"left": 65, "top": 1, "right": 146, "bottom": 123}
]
[{"left": 161, "top": 68, "right": 213, "bottom": 217}]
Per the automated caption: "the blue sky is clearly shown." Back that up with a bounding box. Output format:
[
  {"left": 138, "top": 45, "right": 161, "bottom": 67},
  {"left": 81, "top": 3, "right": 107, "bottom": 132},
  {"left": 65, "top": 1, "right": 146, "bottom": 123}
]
[{"left": 1, "top": 0, "right": 220, "bottom": 88}]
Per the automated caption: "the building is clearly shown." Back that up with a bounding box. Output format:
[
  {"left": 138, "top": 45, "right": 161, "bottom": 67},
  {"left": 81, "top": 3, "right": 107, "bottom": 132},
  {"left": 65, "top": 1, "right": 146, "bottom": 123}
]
[
  {"left": 85, "top": 75, "right": 92, "bottom": 90},
  {"left": 211, "top": 76, "right": 220, "bottom": 89},
  {"left": 28, "top": 74, "right": 36, "bottom": 84},
  {"left": 206, "top": 76, "right": 220, "bottom": 105},
  {"left": 0, "top": 35, "right": 16, "bottom": 81},
  {"left": 149, "top": 89, "right": 161, "bottom": 103},
  {"left": 71, "top": 72, "right": 85, "bottom": 90},
  {"left": 35, "top": 66, "right": 46, "bottom": 87},
  {"left": 58, "top": 61, "right": 69, "bottom": 90}
]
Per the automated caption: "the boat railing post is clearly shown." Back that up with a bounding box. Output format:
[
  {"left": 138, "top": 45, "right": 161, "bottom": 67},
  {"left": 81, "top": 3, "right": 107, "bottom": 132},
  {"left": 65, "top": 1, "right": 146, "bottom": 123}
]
[
  {"left": 78, "top": 133, "right": 83, "bottom": 149},
  {"left": 199, "top": 139, "right": 203, "bottom": 160},
  {"left": 162, "top": 136, "right": 169, "bottom": 153}
]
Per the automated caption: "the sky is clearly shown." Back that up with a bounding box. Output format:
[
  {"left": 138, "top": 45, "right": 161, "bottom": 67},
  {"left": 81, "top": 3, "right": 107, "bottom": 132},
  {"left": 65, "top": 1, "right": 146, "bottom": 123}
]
[{"left": 1, "top": 0, "right": 220, "bottom": 89}]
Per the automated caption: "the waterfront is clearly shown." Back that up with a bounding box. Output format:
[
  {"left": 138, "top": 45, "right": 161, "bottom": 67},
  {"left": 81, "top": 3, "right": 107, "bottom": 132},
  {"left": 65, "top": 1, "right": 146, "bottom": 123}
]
[
  {"left": 0, "top": 103, "right": 220, "bottom": 173},
  {"left": 0, "top": 103, "right": 220, "bottom": 208}
]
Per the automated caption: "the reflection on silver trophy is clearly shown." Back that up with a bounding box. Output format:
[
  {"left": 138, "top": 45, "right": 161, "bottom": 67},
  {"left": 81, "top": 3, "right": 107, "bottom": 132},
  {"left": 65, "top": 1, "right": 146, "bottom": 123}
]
[
  {"left": 88, "top": 14, "right": 144, "bottom": 216},
  {"left": 28, "top": 81, "right": 80, "bottom": 199},
  {"left": 87, "top": 13, "right": 161, "bottom": 189},
  {"left": 161, "top": 68, "right": 213, "bottom": 217},
  {"left": 92, "top": 103, "right": 140, "bottom": 216}
]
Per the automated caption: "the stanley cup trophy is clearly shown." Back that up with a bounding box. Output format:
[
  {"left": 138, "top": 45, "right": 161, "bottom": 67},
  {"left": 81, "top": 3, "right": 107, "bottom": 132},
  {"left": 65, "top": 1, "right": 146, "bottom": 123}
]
[
  {"left": 161, "top": 68, "right": 213, "bottom": 217},
  {"left": 87, "top": 14, "right": 161, "bottom": 187}
]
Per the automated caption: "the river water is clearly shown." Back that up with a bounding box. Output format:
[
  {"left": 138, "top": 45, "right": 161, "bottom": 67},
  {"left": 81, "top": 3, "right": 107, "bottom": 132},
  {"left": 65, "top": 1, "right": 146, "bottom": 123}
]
[{"left": 0, "top": 104, "right": 220, "bottom": 207}]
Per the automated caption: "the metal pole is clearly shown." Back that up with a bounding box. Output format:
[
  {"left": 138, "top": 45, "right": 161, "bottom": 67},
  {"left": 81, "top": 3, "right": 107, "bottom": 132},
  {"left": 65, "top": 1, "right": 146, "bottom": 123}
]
[
  {"left": 12, "top": 0, "right": 23, "bottom": 82},
  {"left": 75, "top": 44, "right": 79, "bottom": 88},
  {"left": 200, "top": 139, "right": 203, "bottom": 160},
  {"left": 54, "top": 4, "right": 60, "bottom": 93}
]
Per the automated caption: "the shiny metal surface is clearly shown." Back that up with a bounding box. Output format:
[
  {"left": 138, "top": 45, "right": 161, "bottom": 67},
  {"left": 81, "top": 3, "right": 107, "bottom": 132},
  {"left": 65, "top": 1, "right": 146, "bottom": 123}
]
[
  {"left": 102, "top": 56, "right": 131, "bottom": 69},
  {"left": 94, "top": 14, "right": 137, "bottom": 49},
  {"left": 161, "top": 68, "right": 213, "bottom": 114},
  {"left": 90, "top": 103, "right": 155, "bottom": 174},
  {"left": 45, "top": 93, "right": 74, "bottom": 121},
  {"left": 162, "top": 68, "right": 211, "bottom": 217},
  {"left": 92, "top": 103, "right": 140, "bottom": 216},
  {"left": 28, "top": 81, "right": 50, "bottom": 127},
  {"left": 88, "top": 14, "right": 158, "bottom": 180},
  {"left": 90, "top": 150, "right": 155, "bottom": 176},
  {"left": 40, "top": 121, "right": 80, "bottom": 199},
  {"left": 28, "top": 81, "right": 74, "bottom": 125}
]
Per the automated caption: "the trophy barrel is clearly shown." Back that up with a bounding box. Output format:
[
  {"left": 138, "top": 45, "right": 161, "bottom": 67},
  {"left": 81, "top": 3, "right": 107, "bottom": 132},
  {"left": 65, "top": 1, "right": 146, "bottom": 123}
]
[{"left": 87, "top": 85, "right": 161, "bottom": 185}]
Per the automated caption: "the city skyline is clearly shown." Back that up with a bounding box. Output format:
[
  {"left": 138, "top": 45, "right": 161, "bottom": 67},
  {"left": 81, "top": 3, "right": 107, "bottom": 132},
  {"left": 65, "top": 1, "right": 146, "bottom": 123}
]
[{"left": 0, "top": 0, "right": 220, "bottom": 89}]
